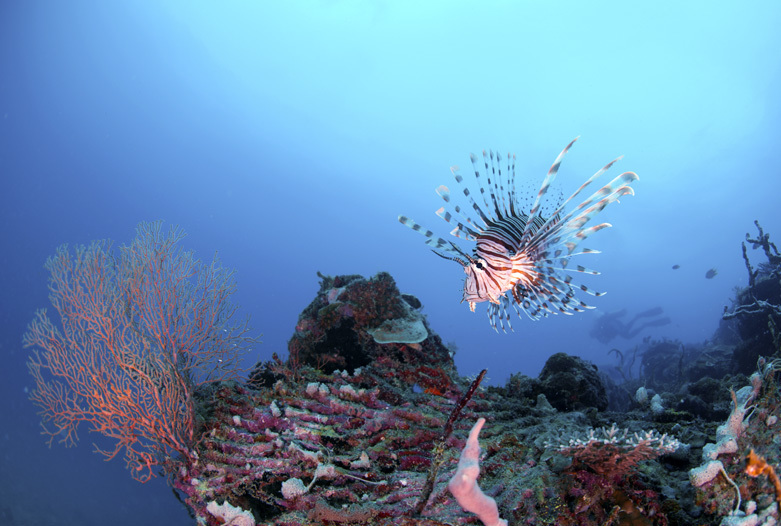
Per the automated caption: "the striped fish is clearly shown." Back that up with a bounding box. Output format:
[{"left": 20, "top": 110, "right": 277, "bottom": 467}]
[{"left": 399, "top": 138, "right": 638, "bottom": 332}]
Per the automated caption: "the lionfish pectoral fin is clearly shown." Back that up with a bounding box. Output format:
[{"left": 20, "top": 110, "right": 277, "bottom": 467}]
[
  {"left": 531, "top": 155, "right": 624, "bottom": 244},
  {"left": 520, "top": 137, "right": 579, "bottom": 243},
  {"left": 574, "top": 264, "right": 600, "bottom": 276},
  {"left": 435, "top": 207, "right": 477, "bottom": 241},
  {"left": 575, "top": 222, "right": 612, "bottom": 242},
  {"left": 435, "top": 183, "right": 483, "bottom": 239},
  {"left": 612, "top": 186, "right": 635, "bottom": 204}
]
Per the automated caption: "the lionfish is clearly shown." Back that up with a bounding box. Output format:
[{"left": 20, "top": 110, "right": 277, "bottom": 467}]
[{"left": 398, "top": 138, "right": 638, "bottom": 332}]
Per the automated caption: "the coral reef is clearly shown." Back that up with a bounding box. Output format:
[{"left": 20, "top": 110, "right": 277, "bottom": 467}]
[
  {"left": 167, "top": 272, "right": 692, "bottom": 526},
  {"left": 25, "top": 222, "right": 781, "bottom": 526},
  {"left": 503, "top": 353, "right": 610, "bottom": 412}
]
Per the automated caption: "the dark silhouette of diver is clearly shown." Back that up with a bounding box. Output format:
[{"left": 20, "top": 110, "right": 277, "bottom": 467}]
[{"left": 589, "top": 307, "right": 671, "bottom": 344}]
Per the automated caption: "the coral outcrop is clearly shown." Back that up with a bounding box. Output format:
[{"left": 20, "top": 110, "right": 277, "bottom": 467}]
[
  {"left": 537, "top": 353, "right": 608, "bottom": 412},
  {"left": 287, "top": 272, "right": 439, "bottom": 374},
  {"left": 172, "top": 272, "right": 482, "bottom": 524}
]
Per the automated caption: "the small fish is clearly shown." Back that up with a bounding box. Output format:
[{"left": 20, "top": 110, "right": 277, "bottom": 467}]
[
  {"left": 705, "top": 268, "right": 718, "bottom": 279},
  {"left": 399, "top": 138, "right": 638, "bottom": 332},
  {"left": 672, "top": 264, "right": 680, "bottom": 270}
]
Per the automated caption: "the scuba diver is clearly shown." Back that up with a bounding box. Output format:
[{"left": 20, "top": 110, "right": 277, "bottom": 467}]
[{"left": 589, "top": 307, "right": 671, "bottom": 345}]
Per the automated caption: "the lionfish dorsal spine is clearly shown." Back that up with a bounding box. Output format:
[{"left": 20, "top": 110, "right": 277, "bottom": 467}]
[
  {"left": 469, "top": 152, "right": 501, "bottom": 222},
  {"left": 450, "top": 165, "right": 492, "bottom": 229},
  {"left": 503, "top": 152, "right": 518, "bottom": 217},
  {"left": 488, "top": 150, "right": 508, "bottom": 219},
  {"left": 478, "top": 149, "right": 509, "bottom": 221},
  {"left": 520, "top": 137, "right": 579, "bottom": 244},
  {"left": 435, "top": 185, "right": 479, "bottom": 240}
]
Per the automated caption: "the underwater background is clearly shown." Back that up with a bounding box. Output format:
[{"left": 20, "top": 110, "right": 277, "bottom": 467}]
[{"left": 1, "top": 1, "right": 780, "bottom": 524}]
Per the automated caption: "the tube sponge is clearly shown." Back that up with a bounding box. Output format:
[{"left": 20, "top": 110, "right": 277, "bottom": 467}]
[{"left": 448, "top": 418, "right": 507, "bottom": 526}]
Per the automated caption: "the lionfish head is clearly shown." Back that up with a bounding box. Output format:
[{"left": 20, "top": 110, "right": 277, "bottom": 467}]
[
  {"left": 463, "top": 253, "right": 513, "bottom": 308},
  {"left": 432, "top": 247, "right": 495, "bottom": 309},
  {"left": 462, "top": 258, "right": 491, "bottom": 311}
]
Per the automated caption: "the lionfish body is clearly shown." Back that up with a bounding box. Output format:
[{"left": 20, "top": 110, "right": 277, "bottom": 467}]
[{"left": 399, "top": 138, "right": 638, "bottom": 332}]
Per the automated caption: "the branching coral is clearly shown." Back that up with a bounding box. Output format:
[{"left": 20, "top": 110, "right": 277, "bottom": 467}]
[
  {"left": 546, "top": 423, "right": 681, "bottom": 479},
  {"left": 545, "top": 423, "right": 681, "bottom": 524}
]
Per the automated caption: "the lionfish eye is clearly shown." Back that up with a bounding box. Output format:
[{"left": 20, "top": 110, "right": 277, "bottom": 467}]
[{"left": 475, "top": 261, "right": 484, "bottom": 270}]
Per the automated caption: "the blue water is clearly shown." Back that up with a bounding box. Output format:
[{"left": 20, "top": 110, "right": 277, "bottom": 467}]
[{"left": 1, "top": 1, "right": 779, "bottom": 524}]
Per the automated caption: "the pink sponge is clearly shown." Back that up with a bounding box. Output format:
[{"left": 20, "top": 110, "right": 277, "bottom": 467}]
[
  {"left": 448, "top": 418, "right": 508, "bottom": 526},
  {"left": 206, "top": 500, "right": 255, "bottom": 526}
]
